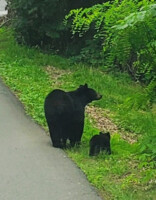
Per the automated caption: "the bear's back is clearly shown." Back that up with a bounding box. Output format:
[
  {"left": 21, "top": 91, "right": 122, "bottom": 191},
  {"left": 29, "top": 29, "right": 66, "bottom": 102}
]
[
  {"left": 44, "top": 89, "right": 74, "bottom": 115},
  {"left": 90, "top": 134, "right": 110, "bottom": 146},
  {"left": 45, "top": 89, "right": 72, "bottom": 104}
]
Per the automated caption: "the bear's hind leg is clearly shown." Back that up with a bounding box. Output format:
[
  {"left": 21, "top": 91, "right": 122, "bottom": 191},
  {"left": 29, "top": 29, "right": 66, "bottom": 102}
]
[
  {"left": 61, "top": 137, "right": 67, "bottom": 149},
  {"left": 69, "top": 138, "right": 76, "bottom": 147},
  {"left": 69, "top": 120, "right": 84, "bottom": 147},
  {"left": 101, "top": 143, "right": 111, "bottom": 155},
  {"left": 89, "top": 144, "right": 100, "bottom": 156},
  {"left": 48, "top": 122, "right": 63, "bottom": 148}
]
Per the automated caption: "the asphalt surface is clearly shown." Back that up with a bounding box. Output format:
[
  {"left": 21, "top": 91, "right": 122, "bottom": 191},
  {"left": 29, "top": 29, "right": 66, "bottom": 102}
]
[{"left": 0, "top": 78, "right": 102, "bottom": 200}]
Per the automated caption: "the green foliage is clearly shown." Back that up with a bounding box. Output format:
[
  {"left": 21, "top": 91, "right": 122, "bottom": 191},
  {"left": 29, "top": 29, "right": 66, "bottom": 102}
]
[
  {"left": 111, "top": 3, "right": 156, "bottom": 107},
  {"left": 7, "top": 0, "right": 103, "bottom": 55},
  {"left": 0, "top": 28, "right": 156, "bottom": 200},
  {"left": 7, "top": 0, "right": 156, "bottom": 88},
  {"left": 8, "top": 0, "right": 68, "bottom": 50},
  {"left": 8, "top": 0, "right": 156, "bottom": 95},
  {"left": 112, "top": 3, "right": 156, "bottom": 83},
  {"left": 65, "top": 1, "right": 110, "bottom": 64},
  {"left": 65, "top": 0, "right": 140, "bottom": 63},
  {"left": 65, "top": 0, "right": 156, "bottom": 92}
]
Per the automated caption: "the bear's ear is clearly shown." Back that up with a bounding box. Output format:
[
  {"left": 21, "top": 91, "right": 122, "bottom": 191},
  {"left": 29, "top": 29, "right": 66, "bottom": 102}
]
[
  {"left": 78, "top": 83, "right": 88, "bottom": 91},
  {"left": 99, "top": 132, "right": 103, "bottom": 135},
  {"left": 79, "top": 84, "right": 87, "bottom": 88}
]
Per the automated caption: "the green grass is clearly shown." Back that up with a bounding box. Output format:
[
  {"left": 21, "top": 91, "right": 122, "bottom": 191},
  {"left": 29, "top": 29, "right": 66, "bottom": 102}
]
[{"left": 0, "top": 27, "right": 156, "bottom": 200}]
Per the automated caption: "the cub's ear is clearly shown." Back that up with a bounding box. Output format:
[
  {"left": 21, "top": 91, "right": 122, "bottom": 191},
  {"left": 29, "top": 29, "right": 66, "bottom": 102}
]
[
  {"left": 99, "top": 132, "right": 103, "bottom": 135},
  {"left": 84, "top": 83, "right": 88, "bottom": 88},
  {"left": 106, "top": 132, "right": 111, "bottom": 138}
]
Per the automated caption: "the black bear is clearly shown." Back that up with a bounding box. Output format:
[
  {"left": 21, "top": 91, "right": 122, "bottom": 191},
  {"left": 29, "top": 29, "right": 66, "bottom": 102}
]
[
  {"left": 44, "top": 84, "right": 102, "bottom": 148},
  {"left": 89, "top": 132, "right": 111, "bottom": 156}
]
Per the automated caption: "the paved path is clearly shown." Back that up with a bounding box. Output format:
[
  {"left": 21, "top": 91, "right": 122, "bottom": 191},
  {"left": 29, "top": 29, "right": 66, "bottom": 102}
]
[
  {"left": 0, "top": 78, "right": 102, "bottom": 200},
  {"left": 0, "top": 0, "right": 7, "bottom": 17}
]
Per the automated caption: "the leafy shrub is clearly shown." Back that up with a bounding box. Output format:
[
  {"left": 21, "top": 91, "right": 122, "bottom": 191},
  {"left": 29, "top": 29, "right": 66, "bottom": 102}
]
[
  {"left": 112, "top": 3, "right": 156, "bottom": 84},
  {"left": 65, "top": 0, "right": 140, "bottom": 64},
  {"left": 111, "top": 3, "right": 156, "bottom": 106},
  {"left": 65, "top": 0, "right": 156, "bottom": 88},
  {"left": 7, "top": 0, "right": 103, "bottom": 55}
]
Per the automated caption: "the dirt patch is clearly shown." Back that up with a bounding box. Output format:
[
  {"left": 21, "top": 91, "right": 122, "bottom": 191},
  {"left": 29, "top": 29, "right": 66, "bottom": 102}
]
[
  {"left": 86, "top": 105, "right": 137, "bottom": 143},
  {"left": 45, "top": 66, "right": 71, "bottom": 87},
  {"left": 86, "top": 106, "right": 118, "bottom": 133}
]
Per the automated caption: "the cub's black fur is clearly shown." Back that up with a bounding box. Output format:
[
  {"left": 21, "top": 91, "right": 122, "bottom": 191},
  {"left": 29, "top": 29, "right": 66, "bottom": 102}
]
[{"left": 89, "top": 132, "right": 111, "bottom": 156}]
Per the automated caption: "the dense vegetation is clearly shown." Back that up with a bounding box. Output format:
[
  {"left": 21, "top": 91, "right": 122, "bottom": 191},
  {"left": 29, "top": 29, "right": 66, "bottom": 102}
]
[
  {"left": 0, "top": 28, "right": 155, "bottom": 200},
  {"left": 1, "top": 0, "right": 156, "bottom": 199},
  {"left": 6, "top": 0, "right": 156, "bottom": 157},
  {"left": 8, "top": 0, "right": 156, "bottom": 89},
  {"left": 6, "top": 0, "right": 102, "bottom": 54},
  {"left": 65, "top": 0, "right": 156, "bottom": 103}
]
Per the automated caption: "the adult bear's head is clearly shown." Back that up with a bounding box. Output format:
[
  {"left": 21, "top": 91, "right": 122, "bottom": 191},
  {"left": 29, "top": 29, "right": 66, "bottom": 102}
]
[{"left": 78, "top": 83, "right": 102, "bottom": 103}]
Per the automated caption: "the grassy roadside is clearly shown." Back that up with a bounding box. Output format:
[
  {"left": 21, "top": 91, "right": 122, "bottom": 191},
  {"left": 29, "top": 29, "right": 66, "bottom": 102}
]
[{"left": 0, "top": 28, "right": 156, "bottom": 200}]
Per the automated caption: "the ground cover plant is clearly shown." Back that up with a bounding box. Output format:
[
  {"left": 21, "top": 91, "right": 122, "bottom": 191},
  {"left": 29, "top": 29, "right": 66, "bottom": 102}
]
[{"left": 0, "top": 28, "right": 156, "bottom": 199}]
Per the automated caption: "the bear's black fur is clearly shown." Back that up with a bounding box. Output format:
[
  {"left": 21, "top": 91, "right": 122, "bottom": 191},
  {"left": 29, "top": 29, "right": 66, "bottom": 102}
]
[
  {"left": 89, "top": 132, "right": 111, "bottom": 156},
  {"left": 44, "top": 84, "right": 102, "bottom": 148}
]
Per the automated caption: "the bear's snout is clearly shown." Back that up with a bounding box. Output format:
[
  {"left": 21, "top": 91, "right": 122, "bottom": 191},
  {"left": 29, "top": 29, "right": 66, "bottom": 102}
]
[{"left": 96, "top": 93, "right": 102, "bottom": 100}]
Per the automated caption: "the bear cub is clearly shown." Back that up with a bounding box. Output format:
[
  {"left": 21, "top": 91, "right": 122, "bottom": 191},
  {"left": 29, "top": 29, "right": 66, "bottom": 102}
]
[
  {"left": 89, "top": 132, "right": 111, "bottom": 156},
  {"left": 44, "top": 84, "right": 102, "bottom": 148}
]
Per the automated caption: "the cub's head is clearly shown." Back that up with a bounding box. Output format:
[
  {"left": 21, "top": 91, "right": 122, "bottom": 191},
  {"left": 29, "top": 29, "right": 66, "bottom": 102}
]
[{"left": 99, "top": 132, "right": 110, "bottom": 139}]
